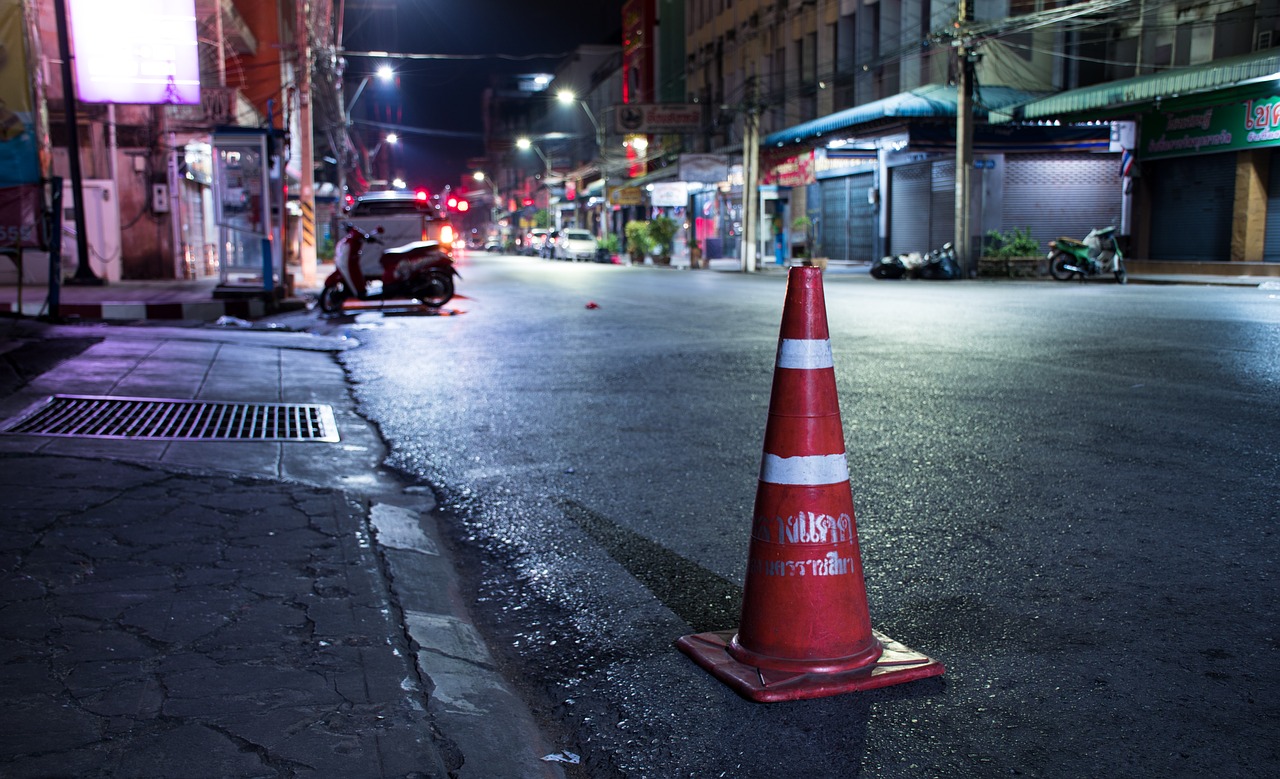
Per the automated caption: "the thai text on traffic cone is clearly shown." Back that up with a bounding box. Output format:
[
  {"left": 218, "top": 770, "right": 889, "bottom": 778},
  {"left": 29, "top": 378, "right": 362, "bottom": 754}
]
[{"left": 675, "top": 266, "right": 943, "bottom": 702}]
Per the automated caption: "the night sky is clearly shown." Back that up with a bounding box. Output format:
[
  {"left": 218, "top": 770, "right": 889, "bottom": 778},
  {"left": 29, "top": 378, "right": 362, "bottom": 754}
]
[{"left": 341, "top": 0, "right": 624, "bottom": 192}]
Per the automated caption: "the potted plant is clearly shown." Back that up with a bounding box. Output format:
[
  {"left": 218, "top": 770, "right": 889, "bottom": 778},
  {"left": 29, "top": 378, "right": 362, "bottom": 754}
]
[
  {"left": 791, "top": 215, "right": 813, "bottom": 260},
  {"left": 624, "top": 221, "right": 651, "bottom": 265},
  {"left": 792, "top": 215, "right": 827, "bottom": 270},
  {"left": 981, "top": 227, "right": 1043, "bottom": 277},
  {"left": 647, "top": 215, "right": 678, "bottom": 266},
  {"left": 599, "top": 233, "right": 621, "bottom": 263}
]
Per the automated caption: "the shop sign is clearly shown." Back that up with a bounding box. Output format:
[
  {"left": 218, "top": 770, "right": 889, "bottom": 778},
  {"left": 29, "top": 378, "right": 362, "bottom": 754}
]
[
  {"left": 679, "top": 153, "right": 730, "bottom": 183},
  {"left": 1140, "top": 95, "right": 1280, "bottom": 160},
  {"left": 609, "top": 186, "right": 644, "bottom": 206},
  {"left": 650, "top": 181, "right": 687, "bottom": 207},
  {"left": 762, "top": 150, "right": 816, "bottom": 187},
  {"left": 69, "top": 0, "right": 201, "bottom": 105},
  {"left": 614, "top": 103, "right": 704, "bottom": 134}
]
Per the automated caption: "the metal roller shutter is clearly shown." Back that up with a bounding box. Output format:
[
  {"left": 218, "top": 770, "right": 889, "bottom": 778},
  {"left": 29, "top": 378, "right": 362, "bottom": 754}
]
[
  {"left": 845, "top": 172, "right": 875, "bottom": 262},
  {"left": 819, "top": 173, "right": 875, "bottom": 262},
  {"left": 820, "top": 179, "right": 847, "bottom": 259},
  {"left": 890, "top": 163, "right": 930, "bottom": 255},
  {"left": 1266, "top": 153, "right": 1280, "bottom": 262},
  {"left": 1002, "top": 153, "right": 1123, "bottom": 252},
  {"left": 930, "top": 160, "right": 955, "bottom": 249},
  {"left": 1146, "top": 152, "right": 1235, "bottom": 262}
]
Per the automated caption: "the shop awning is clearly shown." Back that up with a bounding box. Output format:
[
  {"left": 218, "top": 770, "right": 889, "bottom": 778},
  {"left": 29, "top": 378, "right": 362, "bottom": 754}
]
[
  {"left": 763, "top": 84, "right": 1044, "bottom": 148},
  {"left": 990, "top": 49, "right": 1280, "bottom": 124}
]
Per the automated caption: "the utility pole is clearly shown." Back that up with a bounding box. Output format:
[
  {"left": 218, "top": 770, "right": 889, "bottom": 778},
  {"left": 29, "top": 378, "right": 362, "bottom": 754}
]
[
  {"left": 296, "top": 0, "right": 318, "bottom": 288},
  {"left": 954, "top": 0, "right": 977, "bottom": 278},
  {"left": 741, "top": 74, "right": 761, "bottom": 274},
  {"left": 54, "top": 0, "right": 101, "bottom": 285}
]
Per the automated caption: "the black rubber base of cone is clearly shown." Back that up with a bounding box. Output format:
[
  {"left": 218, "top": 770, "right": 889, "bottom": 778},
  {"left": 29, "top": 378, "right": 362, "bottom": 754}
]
[{"left": 675, "top": 629, "right": 944, "bottom": 703}]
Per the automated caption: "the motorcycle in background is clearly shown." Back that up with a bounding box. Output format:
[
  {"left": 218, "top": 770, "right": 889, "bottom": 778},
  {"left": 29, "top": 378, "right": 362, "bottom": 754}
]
[
  {"left": 320, "top": 223, "right": 458, "bottom": 314},
  {"left": 1048, "top": 227, "right": 1126, "bottom": 284},
  {"left": 871, "top": 242, "right": 961, "bottom": 280}
]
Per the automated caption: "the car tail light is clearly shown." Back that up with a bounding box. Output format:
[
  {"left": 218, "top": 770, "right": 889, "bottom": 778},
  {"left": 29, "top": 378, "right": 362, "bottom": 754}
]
[{"left": 439, "top": 224, "right": 454, "bottom": 245}]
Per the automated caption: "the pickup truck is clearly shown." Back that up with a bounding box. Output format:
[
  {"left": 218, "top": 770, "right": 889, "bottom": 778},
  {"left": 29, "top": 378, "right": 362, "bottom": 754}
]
[{"left": 342, "top": 191, "right": 454, "bottom": 264}]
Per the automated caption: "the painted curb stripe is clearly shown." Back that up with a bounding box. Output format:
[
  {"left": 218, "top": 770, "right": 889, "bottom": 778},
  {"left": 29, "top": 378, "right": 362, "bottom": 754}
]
[
  {"left": 760, "top": 453, "right": 849, "bottom": 485},
  {"left": 777, "top": 339, "right": 833, "bottom": 370}
]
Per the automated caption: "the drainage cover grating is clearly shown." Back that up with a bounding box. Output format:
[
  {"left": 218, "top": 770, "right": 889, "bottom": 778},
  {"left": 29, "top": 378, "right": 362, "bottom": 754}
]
[{"left": 2, "top": 395, "right": 340, "bottom": 442}]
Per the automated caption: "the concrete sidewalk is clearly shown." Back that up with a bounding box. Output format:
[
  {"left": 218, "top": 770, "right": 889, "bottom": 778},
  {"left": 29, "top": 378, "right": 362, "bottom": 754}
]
[{"left": 0, "top": 319, "right": 563, "bottom": 779}]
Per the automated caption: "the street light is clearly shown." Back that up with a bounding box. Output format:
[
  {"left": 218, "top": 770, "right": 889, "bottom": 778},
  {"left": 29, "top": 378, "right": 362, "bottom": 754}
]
[
  {"left": 367, "top": 133, "right": 398, "bottom": 174},
  {"left": 557, "top": 89, "right": 609, "bottom": 241},
  {"left": 473, "top": 170, "right": 503, "bottom": 241},
  {"left": 339, "top": 64, "right": 395, "bottom": 199},
  {"left": 516, "top": 137, "right": 553, "bottom": 175},
  {"left": 345, "top": 63, "right": 394, "bottom": 116}
]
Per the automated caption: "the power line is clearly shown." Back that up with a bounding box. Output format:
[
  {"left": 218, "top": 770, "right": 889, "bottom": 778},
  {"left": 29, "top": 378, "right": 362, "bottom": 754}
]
[{"left": 342, "top": 49, "right": 578, "bottom": 62}]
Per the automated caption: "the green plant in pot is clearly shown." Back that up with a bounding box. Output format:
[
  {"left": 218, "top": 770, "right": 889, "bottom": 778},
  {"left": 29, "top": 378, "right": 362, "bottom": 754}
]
[
  {"left": 792, "top": 215, "right": 814, "bottom": 261},
  {"left": 624, "top": 221, "right": 651, "bottom": 264},
  {"left": 648, "top": 215, "right": 678, "bottom": 265}
]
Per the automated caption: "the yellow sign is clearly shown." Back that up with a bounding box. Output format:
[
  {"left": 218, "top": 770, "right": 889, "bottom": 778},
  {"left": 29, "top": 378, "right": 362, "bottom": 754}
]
[
  {"left": 0, "top": 0, "right": 39, "bottom": 186},
  {"left": 609, "top": 186, "right": 644, "bottom": 206}
]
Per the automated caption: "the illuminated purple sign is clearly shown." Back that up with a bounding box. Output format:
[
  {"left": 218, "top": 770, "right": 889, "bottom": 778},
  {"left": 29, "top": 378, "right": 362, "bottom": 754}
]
[{"left": 69, "top": 0, "right": 200, "bottom": 105}]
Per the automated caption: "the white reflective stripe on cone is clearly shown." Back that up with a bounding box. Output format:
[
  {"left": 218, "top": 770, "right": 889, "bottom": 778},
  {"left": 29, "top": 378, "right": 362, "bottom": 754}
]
[
  {"left": 760, "top": 453, "right": 850, "bottom": 486},
  {"left": 776, "top": 339, "right": 834, "bottom": 370}
]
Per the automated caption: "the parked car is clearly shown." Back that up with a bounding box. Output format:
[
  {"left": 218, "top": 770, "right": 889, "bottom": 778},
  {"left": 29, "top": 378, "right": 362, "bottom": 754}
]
[
  {"left": 555, "top": 228, "right": 599, "bottom": 261},
  {"left": 521, "top": 229, "right": 550, "bottom": 256},
  {"left": 343, "top": 190, "right": 454, "bottom": 255}
]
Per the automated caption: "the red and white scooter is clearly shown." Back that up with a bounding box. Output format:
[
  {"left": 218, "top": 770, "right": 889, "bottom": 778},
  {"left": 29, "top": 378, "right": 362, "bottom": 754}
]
[{"left": 320, "top": 223, "right": 458, "bottom": 313}]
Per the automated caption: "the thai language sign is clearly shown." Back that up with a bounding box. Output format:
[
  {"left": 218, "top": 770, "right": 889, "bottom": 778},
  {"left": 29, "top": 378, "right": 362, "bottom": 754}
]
[{"left": 1140, "top": 95, "right": 1280, "bottom": 160}]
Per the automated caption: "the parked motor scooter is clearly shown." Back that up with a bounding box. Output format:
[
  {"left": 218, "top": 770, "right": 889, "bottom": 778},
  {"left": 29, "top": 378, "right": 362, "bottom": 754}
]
[
  {"left": 871, "top": 242, "right": 960, "bottom": 280},
  {"left": 917, "top": 242, "right": 962, "bottom": 280},
  {"left": 871, "top": 251, "right": 921, "bottom": 279},
  {"left": 1048, "top": 226, "right": 1126, "bottom": 284},
  {"left": 320, "top": 223, "right": 458, "bottom": 314}
]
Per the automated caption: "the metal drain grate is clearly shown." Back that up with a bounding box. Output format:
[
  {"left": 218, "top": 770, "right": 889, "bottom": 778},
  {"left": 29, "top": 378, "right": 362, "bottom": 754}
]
[{"left": 2, "top": 395, "right": 340, "bottom": 442}]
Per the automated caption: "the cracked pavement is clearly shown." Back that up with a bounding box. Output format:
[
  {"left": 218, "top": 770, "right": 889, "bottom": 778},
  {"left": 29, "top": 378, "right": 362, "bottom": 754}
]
[{"left": 0, "top": 455, "right": 452, "bottom": 778}]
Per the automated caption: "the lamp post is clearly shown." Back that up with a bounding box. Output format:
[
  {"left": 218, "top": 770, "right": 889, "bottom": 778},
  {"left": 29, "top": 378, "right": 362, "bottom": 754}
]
[
  {"left": 516, "top": 137, "right": 553, "bottom": 175},
  {"left": 557, "top": 89, "right": 609, "bottom": 242},
  {"left": 473, "top": 170, "right": 502, "bottom": 240},
  {"left": 338, "top": 64, "right": 394, "bottom": 199},
  {"left": 366, "top": 133, "right": 397, "bottom": 181}
]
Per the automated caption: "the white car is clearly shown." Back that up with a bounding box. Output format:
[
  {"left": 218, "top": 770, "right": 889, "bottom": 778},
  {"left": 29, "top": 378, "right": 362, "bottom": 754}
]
[{"left": 555, "top": 228, "right": 599, "bottom": 261}]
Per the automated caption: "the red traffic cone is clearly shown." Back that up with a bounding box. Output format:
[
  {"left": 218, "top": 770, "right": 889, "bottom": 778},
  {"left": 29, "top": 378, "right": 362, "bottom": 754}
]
[{"left": 676, "top": 266, "right": 943, "bottom": 702}]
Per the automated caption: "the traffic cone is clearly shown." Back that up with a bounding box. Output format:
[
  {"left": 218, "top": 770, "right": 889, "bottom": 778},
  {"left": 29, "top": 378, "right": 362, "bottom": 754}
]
[{"left": 675, "top": 266, "right": 943, "bottom": 702}]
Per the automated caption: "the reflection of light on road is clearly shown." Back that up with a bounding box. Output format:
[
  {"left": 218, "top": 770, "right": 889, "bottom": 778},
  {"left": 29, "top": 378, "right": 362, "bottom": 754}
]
[{"left": 1222, "top": 295, "right": 1280, "bottom": 389}]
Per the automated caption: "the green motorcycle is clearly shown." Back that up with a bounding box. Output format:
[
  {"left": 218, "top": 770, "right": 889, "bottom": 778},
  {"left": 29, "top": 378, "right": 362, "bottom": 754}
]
[{"left": 1048, "top": 226, "right": 1126, "bottom": 284}]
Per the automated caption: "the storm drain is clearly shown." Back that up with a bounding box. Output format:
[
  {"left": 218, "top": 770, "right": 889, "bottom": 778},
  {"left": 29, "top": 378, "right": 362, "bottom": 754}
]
[{"left": 1, "top": 395, "right": 340, "bottom": 442}]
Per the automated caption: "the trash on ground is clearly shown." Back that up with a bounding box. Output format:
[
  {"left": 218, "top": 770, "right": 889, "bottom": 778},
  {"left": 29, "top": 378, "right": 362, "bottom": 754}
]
[{"left": 541, "top": 750, "right": 581, "bottom": 764}]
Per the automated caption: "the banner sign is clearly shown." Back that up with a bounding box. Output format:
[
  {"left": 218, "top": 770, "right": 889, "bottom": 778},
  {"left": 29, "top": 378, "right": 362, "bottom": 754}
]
[
  {"left": 69, "top": 0, "right": 200, "bottom": 105},
  {"left": 649, "top": 181, "right": 687, "bottom": 207},
  {"left": 609, "top": 186, "right": 644, "bottom": 206},
  {"left": 762, "top": 150, "right": 816, "bottom": 188},
  {"left": 614, "top": 103, "right": 704, "bottom": 134},
  {"left": 0, "top": 0, "right": 39, "bottom": 187},
  {"left": 0, "top": 183, "right": 42, "bottom": 249},
  {"left": 1139, "top": 95, "right": 1280, "bottom": 160},
  {"left": 679, "top": 153, "right": 729, "bottom": 183}
]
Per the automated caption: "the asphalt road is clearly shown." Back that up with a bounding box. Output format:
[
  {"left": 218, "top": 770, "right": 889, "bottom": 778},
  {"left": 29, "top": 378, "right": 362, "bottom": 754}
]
[{"left": 317, "top": 255, "right": 1279, "bottom": 778}]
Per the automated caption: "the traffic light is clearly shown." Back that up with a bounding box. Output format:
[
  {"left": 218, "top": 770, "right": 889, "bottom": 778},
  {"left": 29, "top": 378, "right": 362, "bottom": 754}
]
[{"left": 415, "top": 189, "right": 429, "bottom": 203}]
